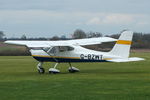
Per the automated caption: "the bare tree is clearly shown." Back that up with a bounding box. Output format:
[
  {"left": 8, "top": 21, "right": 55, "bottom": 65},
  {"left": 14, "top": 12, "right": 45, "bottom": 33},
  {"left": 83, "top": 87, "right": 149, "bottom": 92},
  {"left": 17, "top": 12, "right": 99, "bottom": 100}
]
[
  {"left": 0, "top": 31, "right": 5, "bottom": 40},
  {"left": 50, "top": 36, "right": 60, "bottom": 40},
  {"left": 21, "top": 34, "right": 27, "bottom": 40},
  {"left": 72, "top": 29, "right": 86, "bottom": 39},
  {"left": 87, "top": 31, "right": 102, "bottom": 38}
]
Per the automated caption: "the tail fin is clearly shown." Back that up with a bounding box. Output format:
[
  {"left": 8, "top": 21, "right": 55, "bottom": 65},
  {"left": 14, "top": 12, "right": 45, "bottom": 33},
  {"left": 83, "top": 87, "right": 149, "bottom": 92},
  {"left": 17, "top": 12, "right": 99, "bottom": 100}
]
[{"left": 109, "top": 31, "right": 133, "bottom": 58}]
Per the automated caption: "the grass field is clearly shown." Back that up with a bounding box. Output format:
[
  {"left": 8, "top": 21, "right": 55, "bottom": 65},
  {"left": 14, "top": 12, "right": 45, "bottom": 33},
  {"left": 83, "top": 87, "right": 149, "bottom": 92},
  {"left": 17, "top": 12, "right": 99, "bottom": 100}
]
[{"left": 0, "top": 52, "right": 150, "bottom": 100}]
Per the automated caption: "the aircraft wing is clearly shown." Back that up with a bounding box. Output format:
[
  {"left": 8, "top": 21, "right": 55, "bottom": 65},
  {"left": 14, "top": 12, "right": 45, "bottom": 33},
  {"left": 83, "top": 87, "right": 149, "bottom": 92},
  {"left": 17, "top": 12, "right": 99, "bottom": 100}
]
[
  {"left": 4, "top": 37, "right": 117, "bottom": 47},
  {"left": 4, "top": 41, "right": 72, "bottom": 47}
]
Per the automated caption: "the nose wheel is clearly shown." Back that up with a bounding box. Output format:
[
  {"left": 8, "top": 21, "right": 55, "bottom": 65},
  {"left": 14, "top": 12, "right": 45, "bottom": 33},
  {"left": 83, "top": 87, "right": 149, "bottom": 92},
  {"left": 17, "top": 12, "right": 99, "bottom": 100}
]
[{"left": 37, "top": 62, "right": 45, "bottom": 74}]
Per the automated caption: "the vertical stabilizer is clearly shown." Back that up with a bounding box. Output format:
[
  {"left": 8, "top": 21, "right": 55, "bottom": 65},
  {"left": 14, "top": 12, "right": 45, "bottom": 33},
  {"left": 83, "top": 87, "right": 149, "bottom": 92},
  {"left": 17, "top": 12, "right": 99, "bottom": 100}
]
[{"left": 109, "top": 31, "right": 133, "bottom": 58}]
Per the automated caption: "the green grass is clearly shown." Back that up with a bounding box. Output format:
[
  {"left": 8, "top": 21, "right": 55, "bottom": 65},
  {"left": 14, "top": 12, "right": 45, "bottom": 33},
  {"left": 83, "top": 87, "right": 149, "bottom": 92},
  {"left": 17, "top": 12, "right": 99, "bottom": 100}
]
[{"left": 0, "top": 53, "right": 150, "bottom": 100}]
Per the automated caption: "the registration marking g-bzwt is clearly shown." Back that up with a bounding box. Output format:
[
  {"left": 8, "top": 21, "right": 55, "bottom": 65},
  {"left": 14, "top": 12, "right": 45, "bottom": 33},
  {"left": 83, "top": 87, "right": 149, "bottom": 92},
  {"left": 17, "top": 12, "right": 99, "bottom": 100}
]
[{"left": 80, "top": 54, "right": 103, "bottom": 60}]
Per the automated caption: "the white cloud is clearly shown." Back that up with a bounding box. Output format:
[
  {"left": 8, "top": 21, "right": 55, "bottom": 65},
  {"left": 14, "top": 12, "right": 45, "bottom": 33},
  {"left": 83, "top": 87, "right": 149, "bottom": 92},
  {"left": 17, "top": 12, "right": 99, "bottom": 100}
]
[
  {"left": 86, "top": 17, "right": 102, "bottom": 25},
  {"left": 0, "top": 10, "right": 67, "bottom": 24},
  {"left": 0, "top": 10, "right": 148, "bottom": 26},
  {"left": 104, "top": 14, "right": 133, "bottom": 24},
  {"left": 0, "top": 0, "right": 150, "bottom": 14},
  {"left": 137, "top": 21, "right": 149, "bottom": 26},
  {"left": 0, "top": 9, "right": 150, "bottom": 37},
  {"left": 86, "top": 14, "right": 134, "bottom": 25}
]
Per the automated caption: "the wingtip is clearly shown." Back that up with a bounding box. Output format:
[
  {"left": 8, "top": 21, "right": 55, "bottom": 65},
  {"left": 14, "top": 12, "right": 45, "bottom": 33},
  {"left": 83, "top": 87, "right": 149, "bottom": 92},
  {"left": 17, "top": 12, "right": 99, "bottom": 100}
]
[
  {"left": 4, "top": 41, "right": 8, "bottom": 44},
  {"left": 4, "top": 40, "right": 11, "bottom": 44}
]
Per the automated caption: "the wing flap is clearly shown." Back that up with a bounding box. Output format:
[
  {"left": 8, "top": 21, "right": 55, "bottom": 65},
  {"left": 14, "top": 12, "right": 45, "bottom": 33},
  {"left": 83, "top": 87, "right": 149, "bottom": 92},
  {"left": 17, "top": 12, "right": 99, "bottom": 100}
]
[
  {"left": 107, "top": 57, "right": 145, "bottom": 62},
  {"left": 70, "top": 37, "right": 117, "bottom": 45}
]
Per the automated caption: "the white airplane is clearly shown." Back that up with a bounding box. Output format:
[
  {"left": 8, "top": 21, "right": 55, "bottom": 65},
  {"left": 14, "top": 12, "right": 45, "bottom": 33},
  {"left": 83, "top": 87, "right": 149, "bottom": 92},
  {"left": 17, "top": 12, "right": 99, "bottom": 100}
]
[{"left": 5, "top": 31, "right": 144, "bottom": 74}]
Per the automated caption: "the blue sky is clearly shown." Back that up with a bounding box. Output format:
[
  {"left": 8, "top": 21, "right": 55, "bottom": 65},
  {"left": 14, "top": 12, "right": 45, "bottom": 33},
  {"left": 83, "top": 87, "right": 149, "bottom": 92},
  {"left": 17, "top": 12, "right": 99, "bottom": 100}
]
[{"left": 0, "top": 0, "right": 150, "bottom": 38}]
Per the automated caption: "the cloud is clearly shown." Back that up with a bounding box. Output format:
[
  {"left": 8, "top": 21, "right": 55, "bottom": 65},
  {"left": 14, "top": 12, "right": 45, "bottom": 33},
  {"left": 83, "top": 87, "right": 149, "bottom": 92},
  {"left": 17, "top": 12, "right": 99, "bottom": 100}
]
[
  {"left": 0, "top": 10, "right": 145, "bottom": 27},
  {"left": 0, "top": 0, "right": 150, "bottom": 14},
  {"left": 86, "top": 14, "right": 134, "bottom": 25},
  {"left": 103, "top": 14, "right": 133, "bottom": 24},
  {"left": 137, "top": 21, "right": 149, "bottom": 26},
  {"left": 86, "top": 17, "right": 102, "bottom": 25},
  {"left": 0, "top": 9, "right": 149, "bottom": 37},
  {"left": 0, "top": 10, "right": 67, "bottom": 25}
]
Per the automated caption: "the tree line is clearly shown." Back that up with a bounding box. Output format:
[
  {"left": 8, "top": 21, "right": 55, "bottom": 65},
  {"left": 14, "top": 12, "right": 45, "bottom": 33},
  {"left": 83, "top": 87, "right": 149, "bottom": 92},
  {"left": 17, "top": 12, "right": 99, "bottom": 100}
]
[{"left": 0, "top": 29, "right": 150, "bottom": 49}]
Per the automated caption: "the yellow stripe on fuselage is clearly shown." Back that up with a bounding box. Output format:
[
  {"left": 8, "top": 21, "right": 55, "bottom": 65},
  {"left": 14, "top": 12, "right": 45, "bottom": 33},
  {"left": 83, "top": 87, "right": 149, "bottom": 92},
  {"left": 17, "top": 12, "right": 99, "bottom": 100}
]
[
  {"left": 32, "top": 55, "right": 80, "bottom": 59},
  {"left": 103, "top": 58, "right": 113, "bottom": 60},
  {"left": 116, "top": 40, "right": 132, "bottom": 45}
]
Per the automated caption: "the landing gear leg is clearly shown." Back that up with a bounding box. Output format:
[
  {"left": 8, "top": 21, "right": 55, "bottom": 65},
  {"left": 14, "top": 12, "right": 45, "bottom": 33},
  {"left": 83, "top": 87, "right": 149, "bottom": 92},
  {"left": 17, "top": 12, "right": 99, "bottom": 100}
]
[
  {"left": 49, "top": 63, "right": 60, "bottom": 74},
  {"left": 37, "top": 62, "right": 45, "bottom": 74},
  {"left": 68, "top": 63, "right": 80, "bottom": 73}
]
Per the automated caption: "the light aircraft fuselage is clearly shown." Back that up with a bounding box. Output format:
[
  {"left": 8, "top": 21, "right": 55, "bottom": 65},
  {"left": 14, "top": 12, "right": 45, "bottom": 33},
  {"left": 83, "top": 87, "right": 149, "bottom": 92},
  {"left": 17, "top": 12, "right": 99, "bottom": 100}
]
[{"left": 31, "top": 46, "right": 116, "bottom": 63}]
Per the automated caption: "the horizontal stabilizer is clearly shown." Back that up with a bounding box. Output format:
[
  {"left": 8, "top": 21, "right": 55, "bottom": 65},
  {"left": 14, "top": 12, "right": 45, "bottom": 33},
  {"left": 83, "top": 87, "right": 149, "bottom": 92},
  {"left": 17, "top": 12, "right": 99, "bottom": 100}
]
[{"left": 107, "top": 57, "right": 145, "bottom": 62}]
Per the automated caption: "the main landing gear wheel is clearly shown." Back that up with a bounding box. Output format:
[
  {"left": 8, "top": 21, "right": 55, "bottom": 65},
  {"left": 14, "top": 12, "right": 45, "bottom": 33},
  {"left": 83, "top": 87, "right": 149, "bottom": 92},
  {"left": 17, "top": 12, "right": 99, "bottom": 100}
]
[
  {"left": 68, "top": 63, "right": 80, "bottom": 73},
  {"left": 49, "top": 68, "right": 60, "bottom": 74},
  {"left": 68, "top": 67, "right": 80, "bottom": 73},
  {"left": 49, "top": 63, "right": 60, "bottom": 74},
  {"left": 38, "top": 68, "right": 45, "bottom": 74}
]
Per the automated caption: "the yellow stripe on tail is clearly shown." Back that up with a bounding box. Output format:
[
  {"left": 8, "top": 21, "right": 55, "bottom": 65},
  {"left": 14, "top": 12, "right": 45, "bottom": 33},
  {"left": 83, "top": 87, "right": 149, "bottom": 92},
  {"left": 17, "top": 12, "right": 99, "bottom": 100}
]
[{"left": 116, "top": 40, "right": 132, "bottom": 45}]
